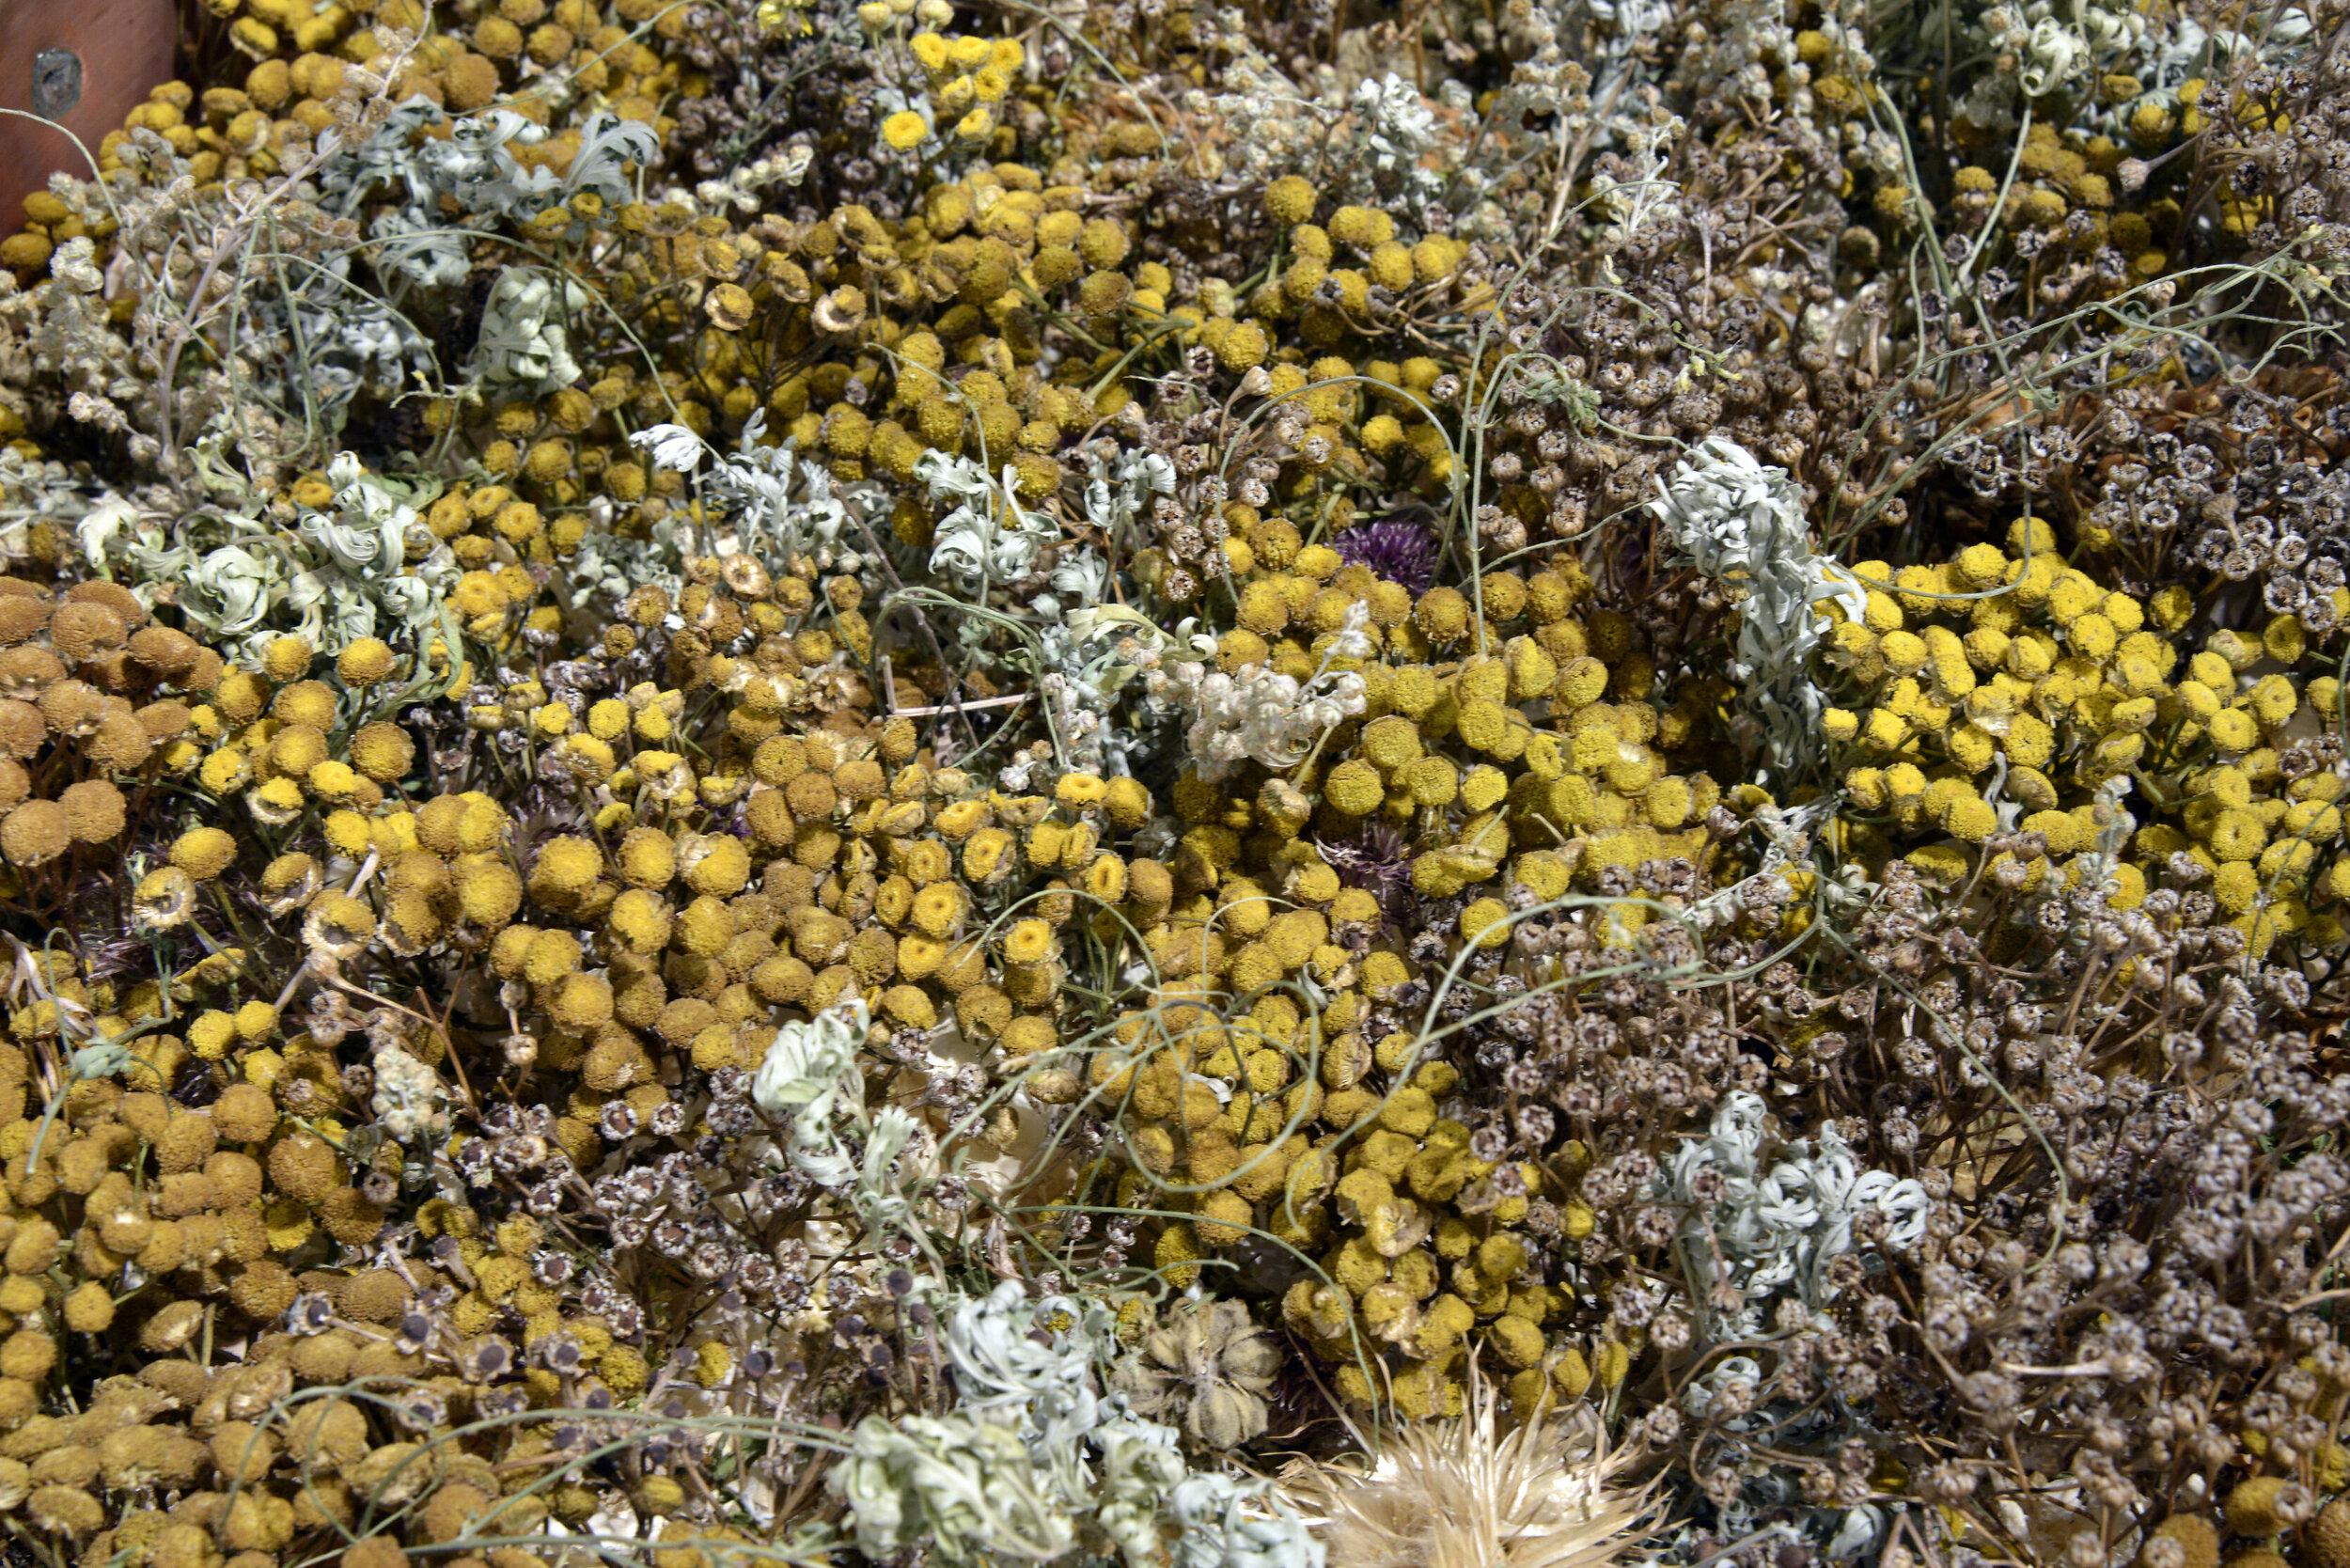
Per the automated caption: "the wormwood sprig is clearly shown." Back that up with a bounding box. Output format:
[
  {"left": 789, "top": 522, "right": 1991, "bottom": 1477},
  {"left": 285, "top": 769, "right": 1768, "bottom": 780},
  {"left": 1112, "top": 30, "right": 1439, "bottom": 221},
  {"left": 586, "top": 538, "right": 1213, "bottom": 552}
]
[{"left": 1647, "top": 437, "right": 1867, "bottom": 782}]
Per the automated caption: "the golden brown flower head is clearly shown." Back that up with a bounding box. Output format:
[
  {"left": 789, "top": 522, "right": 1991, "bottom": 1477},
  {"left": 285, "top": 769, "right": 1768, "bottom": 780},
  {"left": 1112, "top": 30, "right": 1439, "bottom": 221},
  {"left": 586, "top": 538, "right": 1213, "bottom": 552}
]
[
  {"left": 274, "top": 679, "right": 339, "bottom": 729},
  {"left": 262, "top": 635, "right": 315, "bottom": 682},
  {"left": 48, "top": 602, "right": 126, "bottom": 663},
  {"left": 171, "top": 825, "right": 239, "bottom": 880},
  {"left": 0, "top": 800, "right": 70, "bottom": 867},
  {"left": 56, "top": 780, "right": 123, "bottom": 843},
  {"left": 351, "top": 722, "right": 416, "bottom": 783},
  {"left": 337, "top": 636, "right": 397, "bottom": 686}
]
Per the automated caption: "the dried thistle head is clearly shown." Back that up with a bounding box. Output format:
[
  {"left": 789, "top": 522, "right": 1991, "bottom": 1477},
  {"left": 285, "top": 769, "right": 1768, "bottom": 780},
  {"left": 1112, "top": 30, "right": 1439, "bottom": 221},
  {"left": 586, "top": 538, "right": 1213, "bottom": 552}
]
[
  {"left": 1109, "top": 1296, "right": 1281, "bottom": 1450},
  {"left": 1283, "top": 1363, "right": 1651, "bottom": 1568}
]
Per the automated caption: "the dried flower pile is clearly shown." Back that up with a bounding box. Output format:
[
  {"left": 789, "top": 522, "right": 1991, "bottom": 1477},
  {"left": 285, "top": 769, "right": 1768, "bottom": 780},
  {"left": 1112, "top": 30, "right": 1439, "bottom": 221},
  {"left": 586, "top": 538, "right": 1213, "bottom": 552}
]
[{"left": 0, "top": 0, "right": 2340, "bottom": 1565}]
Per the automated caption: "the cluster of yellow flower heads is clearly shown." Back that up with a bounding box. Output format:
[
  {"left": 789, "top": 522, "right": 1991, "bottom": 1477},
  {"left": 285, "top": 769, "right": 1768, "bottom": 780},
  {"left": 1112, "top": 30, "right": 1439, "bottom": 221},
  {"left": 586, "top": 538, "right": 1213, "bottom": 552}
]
[
  {"left": 1938, "top": 122, "right": 2184, "bottom": 286},
  {"left": 0, "top": 581, "right": 221, "bottom": 880},
  {"left": 212, "top": 17, "right": 1691, "bottom": 1431},
  {"left": 0, "top": 528, "right": 1232, "bottom": 1550},
  {"left": 0, "top": 933, "right": 703, "bottom": 1559},
  {"left": 6, "top": 0, "right": 1481, "bottom": 616},
  {"left": 1818, "top": 520, "right": 2348, "bottom": 960},
  {"left": 1069, "top": 531, "right": 1763, "bottom": 1419},
  {"left": 881, "top": 32, "right": 1027, "bottom": 149},
  {"left": 0, "top": 0, "right": 690, "bottom": 280},
  {"left": 539, "top": 165, "right": 1488, "bottom": 554}
]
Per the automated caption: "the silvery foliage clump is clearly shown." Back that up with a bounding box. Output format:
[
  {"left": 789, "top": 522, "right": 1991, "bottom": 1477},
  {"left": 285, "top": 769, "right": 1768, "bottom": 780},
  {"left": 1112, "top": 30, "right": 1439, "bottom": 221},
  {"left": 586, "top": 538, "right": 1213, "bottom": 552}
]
[
  {"left": 1143, "top": 606, "right": 1373, "bottom": 781},
  {"left": 1507, "top": 356, "right": 1604, "bottom": 431},
  {"left": 1345, "top": 72, "right": 1449, "bottom": 210},
  {"left": 283, "top": 253, "right": 434, "bottom": 420},
  {"left": 25, "top": 170, "right": 417, "bottom": 447},
  {"left": 321, "top": 102, "right": 658, "bottom": 290},
  {"left": 1660, "top": 1091, "right": 1931, "bottom": 1342},
  {"left": 621, "top": 414, "right": 884, "bottom": 591},
  {"left": 836, "top": 1412, "right": 1076, "bottom": 1564},
  {"left": 559, "top": 499, "right": 687, "bottom": 615},
  {"left": 1683, "top": 796, "right": 1878, "bottom": 933},
  {"left": 834, "top": 1278, "right": 1323, "bottom": 1568},
  {"left": 469, "top": 269, "right": 589, "bottom": 395},
  {"left": 1081, "top": 445, "right": 1177, "bottom": 551},
  {"left": 78, "top": 443, "right": 459, "bottom": 663},
  {"left": 1164, "top": 1473, "right": 1328, "bottom": 1568},
  {"left": 751, "top": 996, "right": 924, "bottom": 1236},
  {"left": 1010, "top": 446, "right": 1177, "bottom": 775},
  {"left": 1935, "top": 0, "right": 2148, "bottom": 127},
  {"left": 306, "top": 102, "right": 652, "bottom": 401},
  {"left": 685, "top": 144, "right": 817, "bottom": 217},
  {"left": 920, "top": 449, "right": 1060, "bottom": 603},
  {"left": 1649, "top": 437, "right": 1867, "bottom": 777},
  {"left": 1030, "top": 602, "right": 1194, "bottom": 779},
  {"left": 298, "top": 452, "right": 460, "bottom": 636},
  {"left": 1022, "top": 548, "right": 1128, "bottom": 776}
]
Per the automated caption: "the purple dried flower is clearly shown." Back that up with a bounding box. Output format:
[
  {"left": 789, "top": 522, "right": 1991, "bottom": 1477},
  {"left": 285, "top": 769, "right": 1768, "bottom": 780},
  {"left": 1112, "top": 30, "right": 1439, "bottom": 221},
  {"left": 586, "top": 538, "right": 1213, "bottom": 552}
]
[
  {"left": 1319, "top": 822, "right": 1414, "bottom": 925},
  {"left": 1335, "top": 518, "right": 1439, "bottom": 593}
]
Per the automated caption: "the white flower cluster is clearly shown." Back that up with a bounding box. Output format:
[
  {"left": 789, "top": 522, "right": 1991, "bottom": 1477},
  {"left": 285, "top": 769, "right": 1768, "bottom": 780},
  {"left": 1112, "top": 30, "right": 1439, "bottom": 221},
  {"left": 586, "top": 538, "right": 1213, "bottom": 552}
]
[
  {"left": 369, "top": 1043, "right": 448, "bottom": 1144},
  {"left": 5, "top": 199, "right": 175, "bottom": 470},
  {"left": 1194, "top": 57, "right": 1316, "bottom": 188},
  {"left": 1197, "top": 62, "right": 1454, "bottom": 218},
  {"left": 1679, "top": 0, "right": 1798, "bottom": 107},
  {"left": 1142, "top": 607, "right": 1371, "bottom": 781},
  {"left": 48, "top": 237, "right": 104, "bottom": 295},
  {"left": 1660, "top": 1091, "right": 1931, "bottom": 1341},
  {"left": 1649, "top": 436, "right": 1866, "bottom": 776}
]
